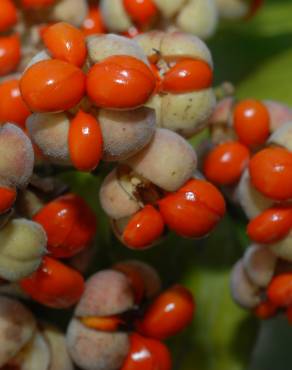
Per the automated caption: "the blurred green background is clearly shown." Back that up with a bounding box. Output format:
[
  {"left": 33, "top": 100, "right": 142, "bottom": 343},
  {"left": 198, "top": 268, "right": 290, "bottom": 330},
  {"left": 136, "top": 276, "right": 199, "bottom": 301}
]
[{"left": 56, "top": 1, "right": 292, "bottom": 369}]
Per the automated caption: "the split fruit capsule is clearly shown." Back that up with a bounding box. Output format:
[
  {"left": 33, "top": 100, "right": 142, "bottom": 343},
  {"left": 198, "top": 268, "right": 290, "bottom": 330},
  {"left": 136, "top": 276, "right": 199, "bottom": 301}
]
[
  {"left": 33, "top": 193, "right": 97, "bottom": 258},
  {"left": 249, "top": 147, "right": 292, "bottom": 201},
  {"left": 158, "top": 178, "right": 226, "bottom": 238},
  {"left": 136, "top": 285, "right": 195, "bottom": 340},
  {"left": 82, "top": 6, "right": 107, "bottom": 36},
  {"left": 20, "top": 256, "right": 85, "bottom": 308},
  {"left": 0, "top": 219, "right": 47, "bottom": 282},
  {"left": 135, "top": 31, "right": 216, "bottom": 137},
  {"left": 20, "top": 59, "right": 86, "bottom": 112}
]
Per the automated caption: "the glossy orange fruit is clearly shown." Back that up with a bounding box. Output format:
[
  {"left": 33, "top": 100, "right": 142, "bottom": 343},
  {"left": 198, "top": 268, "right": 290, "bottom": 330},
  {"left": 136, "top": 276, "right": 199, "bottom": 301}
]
[
  {"left": 0, "top": 79, "right": 30, "bottom": 128},
  {"left": 20, "top": 59, "right": 86, "bottom": 112},
  {"left": 136, "top": 285, "right": 195, "bottom": 340},
  {"left": 161, "top": 59, "right": 213, "bottom": 94},
  {"left": 20, "top": 256, "right": 84, "bottom": 308},
  {"left": 249, "top": 147, "right": 292, "bottom": 201},
  {"left": 233, "top": 99, "right": 270, "bottom": 147},
  {"left": 43, "top": 22, "right": 87, "bottom": 67},
  {"left": 123, "top": 205, "right": 165, "bottom": 249},
  {"left": 254, "top": 300, "right": 277, "bottom": 320},
  {"left": 158, "top": 179, "right": 226, "bottom": 238},
  {"left": 0, "top": 34, "right": 21, "bottom": 76},
  {"left": 121, "top": 333, "right": 172, "bottom": 370},
  {"left": 82, "top": 7, "right": 107, "bottom": 36},
  {"left": 247, "top": 207, "right": 292, "bottom": 244},
  {"left": 203, "top": 141, "right": 250, "bottom": 185},
  {"left": 0, "top": 187, "right": 16, "bottom": 213},
  {"left": 0, "top": 0, "right": 18, "bottom": 32},
  {"left": 33, "top": 193, "right": 97, "bottom": 258},
  {"left": 86, "top": 55, "right": 156, "bottom": 109},
  {"left": 267, "top": 273, "right": 292, "bottom": 307},
  {"left": 123, "top": 0, "right": 158, "bottom": 26},
  {"left": 68, "top": 110, "right": 103, "bottom": 172},
  {"left": 81, "top": 316, "right": 124, "bottom": 332}
]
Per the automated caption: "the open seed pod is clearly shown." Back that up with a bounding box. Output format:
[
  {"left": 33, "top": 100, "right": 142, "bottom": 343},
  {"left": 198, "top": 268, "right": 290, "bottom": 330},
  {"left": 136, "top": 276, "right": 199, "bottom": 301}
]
[
  {"left": 67, "top": 269, "right": 134, "bottom": 370},
  {"left": 136, "top": 31, "right": 216, "bottom": 137},
  {"left": 100, "top": 0, "right": 218, "bottom": 39},
  {"left": 268, "top": 121, "right": 292, "bottom": 152},
  {"left": 0, "top": 218, "right": 47, "bottom": 281}
]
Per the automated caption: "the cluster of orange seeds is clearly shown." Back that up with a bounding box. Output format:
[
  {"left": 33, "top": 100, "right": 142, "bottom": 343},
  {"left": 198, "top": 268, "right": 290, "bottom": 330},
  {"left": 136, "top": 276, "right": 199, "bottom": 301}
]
[{"left": 201, "top": 95, "right": 292, "bottom": 322}]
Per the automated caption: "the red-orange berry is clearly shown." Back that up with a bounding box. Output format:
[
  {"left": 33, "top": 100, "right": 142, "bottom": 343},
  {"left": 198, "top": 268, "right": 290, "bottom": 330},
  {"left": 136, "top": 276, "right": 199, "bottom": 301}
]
[
  {"left": 158, "top": 179, "right": 226, "bottom": 238},
  {"left": 20, "top": 256, "right": 84, "bottom": 308},
  {"left": 0, "top": 0, "right": 18, "bottom": 32},
  {"left": 20, "top": 59, "right": 86, "bottom": 112},
  {"left": 247, "top": 207, "right": 292, "bottom": 244},
  {"left": 121, "top": 333, "right": 172, "bottom": 370},
  {"left": 0, "top": 187, "right": 16, "bottom": 213},
  {"left": 249, "top": 147, "right": 292, "bottom": 201},
  {"left": 33, "top": 193, "right": 97, "bottom": 258},
  {"left": 0, "top": 34, "right": 21, "bottom": 76},
  {"left": 69, "top": 110, "right": 103, "bottom": 172},
  {"left": 123, "top": 0, "right": 158, "bottom": 26},
  {"left": 233, "top": 99, "right": 270, "bottom": 147},
  {"left": 0, "top": 79, "right": 30, "bottom": 128},
  {"left": 82, "top": 7, "right": 107, "bottom": 36},
  {"left": 86, "top": 55, "right": 156, "bottom": 109},
  {"left": 43, "top": 22, "right": 87, "bottom": 67},
  {"left": 267, "top": 273, "right": 292, "bottom": 307},
  {"left": 203, "top": 141, "right": 250, "bottom": 185},
  {"left": 80, "top": 316, "right": 124, "bottom": 332},
  {"left": 161, "top": 59, "right": 213, "bottom": 94},
  {"left": 254, "top": 300, "right": 277, "bottom": 320},
  {"left": 123, "top": 205, "right": 165, "bottom": 249},
  {"left": 136, "top": 285, "right": 195, "bottom": 340}
]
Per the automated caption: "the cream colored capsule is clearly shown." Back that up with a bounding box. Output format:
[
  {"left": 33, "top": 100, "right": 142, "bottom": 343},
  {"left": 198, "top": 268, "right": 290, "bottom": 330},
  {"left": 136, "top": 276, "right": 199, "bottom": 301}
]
[
  {"left": 100, "top": 0, "right": 132, "bottom": 32},
  {"left": 0, "top": 124, "right": 34, "bottom": 189},
  {"left": 235, "top": 169, "right": 273, "bottom": 219},
  {"left": 264, "top": 100, "right": 292, "bottom": 132},
  {"left": 124, "top": 128, "right": 197, "bottom": 191},
  {"left": 98, "top": 107, "right": 156, "bottom": 161},
  {"left": 50, "top": 0, "right": 88, "bottom": 26},
  {"left": 0, "top": 219, "right": 47, "bottom": 281},
  {"left": 99, "top": 169, "right": 140, "bottom": 220},
  {"left": 269, "top": 232, "right": 292, "bottom": 262},
  {"left": 43, "top": 324, "right": 74, "bottom": 370},
  {"left": 153, "top": 0, "right": 185, "bottom": 18},
  {"left": 86, "top": 34, "right": 149, "bottom": 66},
  {"left": 268, "top": 121, "right": 292, "bottom": 152},
  {"left": 67, "top": 319, "right": 129, "bottom": 370},
  {"left": 230, "top": 260, "right": 260, "bottom": 309},
  {"left": 243, "top": 244, "right": 277, "bottom": 287},
  {"left": 75, "top": 270, "right": 135, "bottom": 317},
  {"left": 27, "top": 112, "right": 71, "bottom": 166},
  {"left": 176, "top": 0, "right": 219, "bottom": 39},
  {"left": 216, "top": 0, "right": 248, "bottom": 19},
  {"left": 0, "top": 296, "right": 36, "bottom": 367}
]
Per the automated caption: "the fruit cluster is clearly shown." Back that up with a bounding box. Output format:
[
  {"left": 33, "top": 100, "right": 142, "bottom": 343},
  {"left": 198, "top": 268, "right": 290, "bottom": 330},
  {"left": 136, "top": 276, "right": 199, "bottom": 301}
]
[
  {"left": 67, "top": 260, "right": 194, "bottom": 370},
  {"left": 200, "top": 95, "right": 292, "bottom": 321},
  {"left": 99, "top": 0, "right": 263, "bottom": 39}
]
